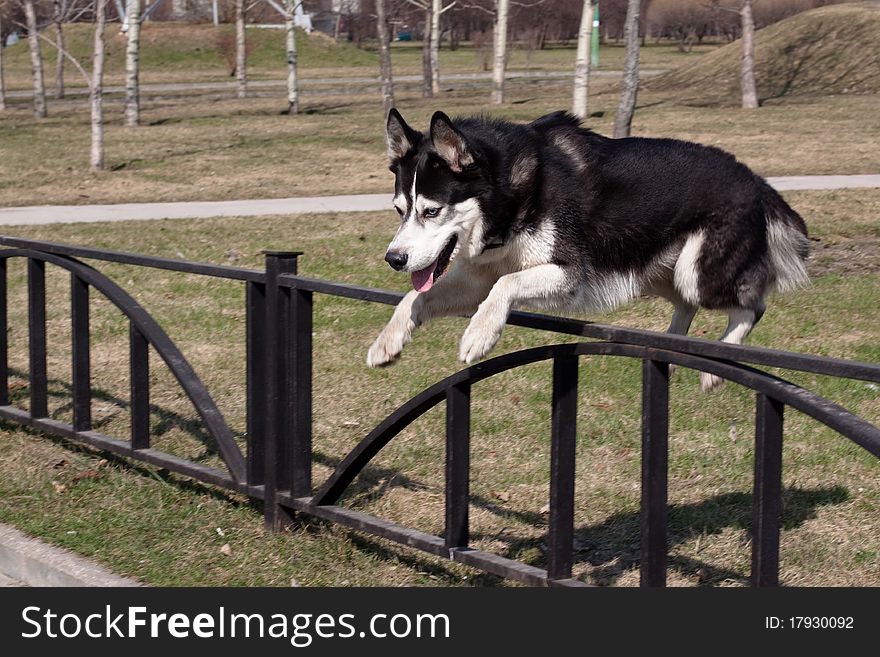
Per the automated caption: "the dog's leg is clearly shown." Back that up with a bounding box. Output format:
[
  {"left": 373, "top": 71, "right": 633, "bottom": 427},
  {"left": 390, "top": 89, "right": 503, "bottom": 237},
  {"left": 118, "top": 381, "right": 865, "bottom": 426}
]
[
  {"left": 459, "top": 264, "right": 570, "bottom": 364},
  {"left": 700, "top": 305, "right": 765, "bottom": 392},
  {"left": 667, "top": 302, "right": 698, "bottom": 335},
  {"left": 367, "top": 267, "right": 493, "bottom": 367}
]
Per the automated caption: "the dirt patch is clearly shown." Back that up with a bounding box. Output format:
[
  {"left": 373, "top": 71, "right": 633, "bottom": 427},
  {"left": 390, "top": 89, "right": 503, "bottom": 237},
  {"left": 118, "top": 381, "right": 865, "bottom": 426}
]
[{"left": 807, "top": 235, "right": 880, "bottom": 277}]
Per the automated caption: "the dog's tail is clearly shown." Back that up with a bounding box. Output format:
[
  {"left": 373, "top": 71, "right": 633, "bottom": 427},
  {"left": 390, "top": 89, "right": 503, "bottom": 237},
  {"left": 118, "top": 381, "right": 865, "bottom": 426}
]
[{"left": 762, "top": 185, "right": 811, "bottom": 293}]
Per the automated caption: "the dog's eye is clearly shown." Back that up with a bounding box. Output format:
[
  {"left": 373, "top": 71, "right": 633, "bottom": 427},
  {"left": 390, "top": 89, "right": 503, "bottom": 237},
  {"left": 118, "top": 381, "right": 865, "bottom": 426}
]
[
  {"left": 423, "top": 207, "right": 441, "bottom": 218},
  {"left": 394, "top": 206, "right": 404, "bottom": 216}
]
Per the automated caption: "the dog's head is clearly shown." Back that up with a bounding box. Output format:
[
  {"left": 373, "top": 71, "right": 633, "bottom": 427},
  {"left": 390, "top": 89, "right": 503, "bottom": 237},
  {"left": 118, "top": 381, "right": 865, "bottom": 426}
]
[{"left": 382, "top": 109, "right": 487, "bottom": 292}]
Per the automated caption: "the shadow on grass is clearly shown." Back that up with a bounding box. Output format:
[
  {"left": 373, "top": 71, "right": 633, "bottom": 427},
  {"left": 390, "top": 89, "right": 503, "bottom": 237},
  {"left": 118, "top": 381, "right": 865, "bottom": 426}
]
[{"left": 485, "top": 486, "right": 850, "bottom": 586}]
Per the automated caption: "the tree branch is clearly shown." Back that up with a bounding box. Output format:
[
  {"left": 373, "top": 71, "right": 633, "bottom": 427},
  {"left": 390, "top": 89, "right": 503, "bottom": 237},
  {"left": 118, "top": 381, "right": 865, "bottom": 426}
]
[{"left": 14, "top": 19, "right": 93, "bottom": 88}]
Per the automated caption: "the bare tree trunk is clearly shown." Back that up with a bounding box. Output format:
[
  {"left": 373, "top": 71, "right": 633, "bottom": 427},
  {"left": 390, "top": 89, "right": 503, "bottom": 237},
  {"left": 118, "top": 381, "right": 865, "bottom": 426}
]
[
  {"left": 572, "top": 0, "right": 593, "bottom": 120},
  {"left": 124, "top": 0, "right": 142, "bottom": 126},
  {"left": 53, "top": 0, "right": 65, "bottom": 99},
  {"left": 421, "top": 7, "right": 432, "bottom": 97},
  {"left": 375, "top": 0, "right": 395, "bottom": 116},
  {"left": 91, "top": 0, "right": 107, "bottom": 171},
  {"left": 235, "top": 0, "right": 247, "bottom": 98},
  {"left": 613, "top": 0, "right": 641, "bottom": 138},
  {"left": 430, "top": 0, "right": 441, "bottom": 95},
  {"left": 284, "top": 0, "right": 299, "bottom": 114},
  {"left": 740, "top": 0, "right": 758, "bottom": 109},
  {"left": 491, "top": 0, "right": 509, "bottom": 105},
  {"left": 23, "top": 0, "right": 47, "bottom": 118},
  {"left": 0, "top": 14, "right": 6, "bottom": 111}
]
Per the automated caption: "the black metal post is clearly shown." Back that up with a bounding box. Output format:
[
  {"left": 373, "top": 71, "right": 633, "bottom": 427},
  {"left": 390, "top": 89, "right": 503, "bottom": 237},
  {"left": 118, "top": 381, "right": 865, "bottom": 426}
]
[
  {"left": 0, "top": 259, "right": 7, "bottom": 406},
  {"left": 289, "top": 283, "right": 313, "bottom": 499},
  {"left": 246, "top": 281, "right": 267, "bottom": 487},
  {"left": 548, "top": 355, "right": 578, "bottom": 581},
  {"left": 263, "top": 250, "right": 302, "bottom": 530},
  {"left": 752, "top": 393, "right": 784, "bottom": 587},
  {"left": 445, "top": 382, "right": 470, "bottom": 549},
  {"left": 640, "top": 358, "right": 669, "bottom": 587},
  {"left": 130, "top": 323, "right": 150, "bottom": 449},
  {"left": 27, "top": 258, "right": 48, "bottom": 418},
  {"left": 71, "top": 274, "right": 91, "bottom": 431}
]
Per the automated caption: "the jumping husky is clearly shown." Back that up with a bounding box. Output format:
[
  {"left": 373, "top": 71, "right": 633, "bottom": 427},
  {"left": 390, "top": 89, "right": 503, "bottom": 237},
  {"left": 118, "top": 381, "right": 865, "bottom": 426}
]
[{"left": 367, "top": 109, "right": 810, "bottom": 390}]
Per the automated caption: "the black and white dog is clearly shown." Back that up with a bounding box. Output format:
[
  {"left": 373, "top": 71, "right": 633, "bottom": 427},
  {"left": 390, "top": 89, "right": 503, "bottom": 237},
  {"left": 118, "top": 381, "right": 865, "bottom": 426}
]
[{"left": 367, "top": 109, "right": 810, "bottom": 390}]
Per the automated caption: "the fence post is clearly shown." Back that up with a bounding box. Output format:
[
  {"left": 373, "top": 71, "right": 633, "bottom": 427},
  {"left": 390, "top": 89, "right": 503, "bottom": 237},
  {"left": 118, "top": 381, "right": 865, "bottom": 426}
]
[
  {"left": 262, "top": 250, "right": 305, "bottom": 531},
  {"left": 548, "top": 354, "right": 578, "bottom": 581},
  {"left": 752, "top": 393, "right": 784, "bottom": 587},
  {"left": 28, "top": 258, "right": 48, "bottom": 419},
  {"left": 640, "top": 358, "right": 669, "bottom": 587}
]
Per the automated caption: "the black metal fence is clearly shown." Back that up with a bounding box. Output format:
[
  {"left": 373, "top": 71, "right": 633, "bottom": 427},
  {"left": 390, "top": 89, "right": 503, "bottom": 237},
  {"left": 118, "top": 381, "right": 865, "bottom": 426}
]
[{"left": 0, "top": 235, "right": 878, "bottom": 587}]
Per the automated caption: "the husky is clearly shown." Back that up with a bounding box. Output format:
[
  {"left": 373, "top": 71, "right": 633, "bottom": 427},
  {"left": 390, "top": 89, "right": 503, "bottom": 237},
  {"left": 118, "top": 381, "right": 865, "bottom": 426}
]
[{"left": 367, "top": 109, "right": 810, "bottom": 391}]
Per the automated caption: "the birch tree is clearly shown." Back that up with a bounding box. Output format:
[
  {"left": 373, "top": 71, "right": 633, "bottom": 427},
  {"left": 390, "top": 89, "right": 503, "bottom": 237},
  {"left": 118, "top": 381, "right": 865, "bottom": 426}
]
[
  {"left": 23, "top": 0, "right": 47, "bottom": 118},
  {"left": 91, "top": 0, "right": 107, "bottom": 170},
  {"left": 235, "top": 0, "right": 247, "bottom": 98},
  {"left": 124, "top": 0, "right": 142, "bottom": 126},
  {"left": 430, "top": 0, "right": 441, "bottom": 95},
  {"left": 0, "top": 12, "right": 6, "bottom": 111},
  {"left": 490, "top": 0, "right": 509, "bottom": 105},
  {"left": 421, "top": 3, "right": 431, "bottom": 97},
  {"left": 572, "top": 0, "right": 593, "bottom": 120},
  {"left": 375, "top": 0, "right": 394, "bottom": 116},
  {"left": 52, "top": 0, "right": 65, "bottom": 98},
  {"left": 613, "top": 0, "right": 641, "bottom": 138},
  {"left": 284, "top": 0, "right": 299, "bottom": 114},
  {"left": 740, "top": 0, "right": 758, "bottom": 108}
]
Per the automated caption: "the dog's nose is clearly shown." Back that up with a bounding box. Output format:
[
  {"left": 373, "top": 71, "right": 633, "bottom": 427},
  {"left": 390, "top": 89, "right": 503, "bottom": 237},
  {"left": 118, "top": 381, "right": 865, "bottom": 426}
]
[{"left": 384, "top": 251, "right": 408, "bottom": 271}]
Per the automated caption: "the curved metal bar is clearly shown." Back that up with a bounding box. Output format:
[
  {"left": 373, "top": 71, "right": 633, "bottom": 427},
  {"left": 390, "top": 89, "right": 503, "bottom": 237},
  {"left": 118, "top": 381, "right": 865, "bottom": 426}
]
[
  {"left": 0, "top": 249, "right": 246, "bottom": 483},
  {"left": 313, "top": 342, "right": 879, "bottom": 506}
]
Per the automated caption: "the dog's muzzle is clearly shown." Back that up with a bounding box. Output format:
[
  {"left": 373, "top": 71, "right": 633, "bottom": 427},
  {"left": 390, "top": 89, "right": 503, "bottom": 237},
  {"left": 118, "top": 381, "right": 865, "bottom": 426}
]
[{"left": 385, "top": 250, "right": 408, "bottom": 271}]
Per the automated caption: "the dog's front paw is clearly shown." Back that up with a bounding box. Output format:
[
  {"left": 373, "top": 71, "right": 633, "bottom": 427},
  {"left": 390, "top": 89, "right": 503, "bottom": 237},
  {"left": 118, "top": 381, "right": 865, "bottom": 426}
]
[
  {"left": 367, "top": 326, "right": 410, "bottom": 368},
  {"left": 700, "top": 371, "right": 725, "bottom": 393},
  {"left": 459, "top": 312, "right": 505, "bottom": 365}
]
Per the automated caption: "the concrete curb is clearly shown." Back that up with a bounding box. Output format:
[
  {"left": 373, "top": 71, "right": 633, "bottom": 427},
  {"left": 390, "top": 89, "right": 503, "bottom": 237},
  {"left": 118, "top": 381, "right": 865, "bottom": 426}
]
[{"left": 0, "top": 523, "right": 142, "bottom": 587}]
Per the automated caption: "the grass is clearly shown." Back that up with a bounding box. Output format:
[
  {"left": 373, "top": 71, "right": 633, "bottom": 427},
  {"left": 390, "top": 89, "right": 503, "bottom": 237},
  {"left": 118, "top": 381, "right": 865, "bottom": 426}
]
[
  {"left": 1, "top": 84, "right": 879, "bottom": 207},
  {"left": 0, "top": 187, "right": 877, "bottom": 587},
  {"left": 0, "top": 22, "right": 721, "bottom": 90},
  {"left": 649, "top": 3, "right": 880, "bottom": 103}
]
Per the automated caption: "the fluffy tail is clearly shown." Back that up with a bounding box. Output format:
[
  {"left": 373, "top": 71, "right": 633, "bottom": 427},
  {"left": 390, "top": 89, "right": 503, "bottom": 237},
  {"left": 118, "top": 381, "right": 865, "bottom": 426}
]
[{"left": 763, "top": 186, "right": 810, "bottom": 293}]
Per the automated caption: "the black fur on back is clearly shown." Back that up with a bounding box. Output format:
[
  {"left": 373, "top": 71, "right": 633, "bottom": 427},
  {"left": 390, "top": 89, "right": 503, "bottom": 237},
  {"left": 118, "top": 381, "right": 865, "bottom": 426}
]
[{"left": 393, "top": 110, "right": 808, "bottom": 310}]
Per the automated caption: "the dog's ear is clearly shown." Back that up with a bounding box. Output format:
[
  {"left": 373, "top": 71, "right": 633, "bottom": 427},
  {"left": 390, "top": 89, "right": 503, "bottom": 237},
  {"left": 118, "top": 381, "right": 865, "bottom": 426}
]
[
  {"left": 430, "top": 111, "right": 473, "bottom": 173},
  {"left": 386, "top": 108, "right": 419, "bottom": 164}
]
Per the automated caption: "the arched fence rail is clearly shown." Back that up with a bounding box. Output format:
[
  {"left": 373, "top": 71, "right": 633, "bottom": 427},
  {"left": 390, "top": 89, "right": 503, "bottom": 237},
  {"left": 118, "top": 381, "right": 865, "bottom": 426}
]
[{"left": 0, "top": 235, "right": 877, "bottom": 588}]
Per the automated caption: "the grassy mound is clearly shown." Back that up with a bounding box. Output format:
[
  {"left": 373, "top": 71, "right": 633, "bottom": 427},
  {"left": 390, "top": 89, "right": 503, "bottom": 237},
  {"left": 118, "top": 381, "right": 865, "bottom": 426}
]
[
  {"left": 648, "top": 3, "right": 880, "bottom": 103},
  {"left": 3, "top": 22, "right": 376, "bottom": 78}
]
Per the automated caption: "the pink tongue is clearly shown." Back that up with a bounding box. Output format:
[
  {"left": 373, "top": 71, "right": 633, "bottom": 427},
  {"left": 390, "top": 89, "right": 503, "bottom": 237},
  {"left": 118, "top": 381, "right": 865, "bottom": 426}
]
[{"left": 411, "top": 260, "right": 438, "bottom": 292}]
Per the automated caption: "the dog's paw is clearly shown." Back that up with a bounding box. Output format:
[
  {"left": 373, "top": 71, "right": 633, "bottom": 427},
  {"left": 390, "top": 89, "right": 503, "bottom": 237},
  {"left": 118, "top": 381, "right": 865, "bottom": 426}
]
[
  {"left": 700, "top": 371, "right": 725, "bottom": 393},
  {"left": 459, "top": 312, "right": 505, "bottom": 364},
  {"left": 367, "top": 327, "right": 409, "bottom": 368}
]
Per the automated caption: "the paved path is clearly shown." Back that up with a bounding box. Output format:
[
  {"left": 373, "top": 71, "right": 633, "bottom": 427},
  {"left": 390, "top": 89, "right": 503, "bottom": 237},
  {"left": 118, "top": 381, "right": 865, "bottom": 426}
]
[
  {"left": 0, "top": 175, "right": 878, "bottom": 226},
  {"left": 4, "top": 69, "right": 666, "bottom": 100}
]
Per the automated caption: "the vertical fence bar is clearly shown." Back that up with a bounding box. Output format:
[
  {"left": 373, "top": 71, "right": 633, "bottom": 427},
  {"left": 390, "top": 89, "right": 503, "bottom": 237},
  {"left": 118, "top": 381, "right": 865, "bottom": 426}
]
[
  {"left": 289, "top": 284, "right": 313, "bottom": 499},
  {"left": 548, "top": 354, "right": 578, "bottom": 581},
  {"left": 640, "top": 358, "right": 669, "bottom": 587},
  {"left": 27, "top": 258, "right": 48, "bottom": 418},
  {"left": 752, "top": 393, "right": 784, "bottom": 587},
  {"left": 445, "top": 382, "right": 470, "bottom": 550},
  {"left": 246, "top": 281, "right": 267, "bottom": 488},
  {"left": 262, "top": 250, "right": 301, "bottom": 530},
  {"left": 0, "top": 259, "right": 7, "bottom": 406},
  {"left": 71, "top": 274, "right": 91, "bottom": 431},
  {"left": 129, "top": 322, "right": 150, "bottom": 450}
]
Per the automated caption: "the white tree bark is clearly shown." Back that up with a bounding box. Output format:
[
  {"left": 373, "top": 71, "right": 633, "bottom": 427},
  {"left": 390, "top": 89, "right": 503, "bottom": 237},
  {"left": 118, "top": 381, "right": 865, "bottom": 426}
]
[
  {"left": 124, "top": 0, "right": 142, "bottom": 126},
  {"left": 235, "top": 0, "right": 247, "bottom": 98},
  {"left": 430, "top": 0, "right": 441, "bottom": 95},
  {"left": 572, "top": 0, "right": 593, "bottom": 120},
  {"left": 613, "top": 0, "right": 641, "bottom": 138},
  {"left": 375, "top": 0, "right": 395, "bottom": 116},
  {"left": 91, "top": 0, "right": 107, "bottom": 171},
  {"left": 284, "top": 0, "right": 299, "bottom": 114},
  {"left": 23, "top": 0, "right": 47, "bottom": 118},
  {"left": 421, "top": 6, "right": 432, "bottom": 97},
  {"left": 740, "top": 0, "right": 758, "bottom": 109},
  {"left": 0, "top": 13, "right": 6, "bottom": 111},
  {"left": 53, "top": 0, "right": 65, "bottom": 99},
  {"left": 490, "top": 0, "right": 509, "bottom": 105}
]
